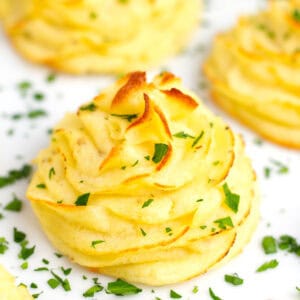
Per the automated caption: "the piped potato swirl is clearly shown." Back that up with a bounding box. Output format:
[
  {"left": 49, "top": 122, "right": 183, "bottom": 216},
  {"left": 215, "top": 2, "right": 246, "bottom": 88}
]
[
  {"left": 27, "top": 72, "right": 259, "bottom": 286},
  {"left": 0, "top": 0, "right": 201, "bottom": 74},
  {"left": 204, "top": 0, "right": 300, "bottom": 148}
]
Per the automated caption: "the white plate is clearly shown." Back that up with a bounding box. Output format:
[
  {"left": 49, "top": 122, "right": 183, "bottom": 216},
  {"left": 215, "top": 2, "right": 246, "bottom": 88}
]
[{"left": 0, "top": 1, "right": 299, "bottom": 299}]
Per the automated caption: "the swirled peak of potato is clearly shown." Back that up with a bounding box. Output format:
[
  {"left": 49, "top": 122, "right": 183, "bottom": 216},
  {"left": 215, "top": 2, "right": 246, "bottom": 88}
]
[
  {"left": 204, "top": 0, "right": 300, "bottom": 148},
  {"left": 27, "top": 71, "right": 259, "bottom": 286},
  {"left": 0, "top": 265, "right": 33, "bottom": 299},
  {"left": 0, "top": 0, "right": 201, "bottom": 74}
]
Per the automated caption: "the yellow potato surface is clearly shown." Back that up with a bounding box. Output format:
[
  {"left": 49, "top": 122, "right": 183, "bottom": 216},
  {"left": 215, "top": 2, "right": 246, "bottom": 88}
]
[
  {"left": 27, "top": 71, "right": 259, "bottom": 285},
  {"left": 0, "top": 265, "right": 32, "bottom": 300},
  {"left": 204, "top": 0, "right": 300, "bottom": 148},
  {"left": 1, "top": 0, "right": 201, "bottom": 74}
]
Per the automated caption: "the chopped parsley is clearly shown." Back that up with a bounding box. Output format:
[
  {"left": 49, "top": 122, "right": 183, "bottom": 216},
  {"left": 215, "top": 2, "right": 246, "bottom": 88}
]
[
  {"left": 222, "top": 183, "right": 240, "bottom": 213},
  {"left": 192, "top": 131, "right": 204, "bottom": 148},
  {"left": 106, "top": 278, "right": 142, "bottom": 296},
  {"left": 0, "top": 164, "right": 32, "bottom": 188},
  {"left": 47, "top": 278, "right": 60, "bottom": 289},
  {"left": 19, "top": 245, "right": 35, "bottom": 260},
  {"left": 140, "top": 228, "right": 147, "bottom": 236},
  {"left": 61, "top": 267, "right": 72, "bottom": 276},
  {"left": 48, "top": 167, "right": 55, "bottom": 179},
  {"left": 152, "top": 143, "right": 169, "bottom": 163},
  {"left": 36, "top": 183, "right": 46, "bottom": 189},
  {"left": 5, "top": 195, "right": 22, "bottom": 212},
  {"left": 83, "top": 284, "right": 103, "bottom": 297},
  {"left": 110, "top": 113, "right": 138, "bottom": 122},
  {"left": 192, "top": 286, "right": 199, "bottom": 294},
  {"left": 18, "top": 81, "right": 31, "bottom": 93},
  {"left": 75, "top": 193, "right": 90, "bottom": 206},
  {"left": 21, "top": 261, "right": 28, "bottom": 269},
  {"left": 214, "top": 216, "right": 234, "bottom": 230},
  {"left": 278, "top": 235, "right": 300, "bottom": 255},
  {"left": 262, "top": 236, "right": 277, "bottom": 254},
  {"left": 27, "top": 109, "right": 47, "bottom": 119},
  {"left": 144, "top": 155, "right": 150, "bottom": 161},
  {"left": 132, "top": 160, "right": 139, "bottom": 167},
  {"left": 224, "top": 274, "right": 244, "bottom": 285},
  {"left": 264, "top": 167, "right": 271, "bottom": 178},
  {"left": 165, "top": 227, "right": 173, "bottom": 236},
  {"left": 142, "top": 199, "right": 154, "bottom": 208},
  {"left": 0, "top": 237, "right": 9, "bottom": 254},
  {"left": 33, "top": 92, "right": 44, "bottom": 101},
  {"left": 270, "top": 159, "right": 289, "bottom": 174},
  {"left": 89, "top": 11, "right": 98, "bottom": 19},
  {"left": 292, "top": 9, "right": 300, "bottom": 23},
  {"left": 80, "top": 103, "right": 97, "bottom": 111},
  {"left": 170, "top": 289, "right": 182, "bottom": 298},
  {"left": 91, "top": 240, "right": 105, "bottom": 248},
  {"left": 256, "top": 259, "right": 279, "bottom": 272},
  {"left": 13, "top": 227, "right": 26, "bottom": 243},
  {"left": 173, "top": 131, "right": 194, "bottom": 139},
  {"left": 209, "top": 287, "right": 222, "bottom": 300},
  {"left": 50, "top": 271, "right": 71, "bottom": 291},
  {"left": 46, "top": 73, "right": 56, "bottom": 83}
]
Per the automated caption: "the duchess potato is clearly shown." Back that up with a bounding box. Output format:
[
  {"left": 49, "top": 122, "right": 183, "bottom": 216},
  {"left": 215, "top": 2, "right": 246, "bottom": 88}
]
[
  {"left": 27, "top": 71, "right": 259, "bottom": 285},
  {"left": 0, "top": 265, "right": 32, "bottom": 299},
  {"left": 203, "top": 0, "right": 300, "bottom": 148},
  {"left": 0, "top": 0, "right": 201, "bottom": 74}
]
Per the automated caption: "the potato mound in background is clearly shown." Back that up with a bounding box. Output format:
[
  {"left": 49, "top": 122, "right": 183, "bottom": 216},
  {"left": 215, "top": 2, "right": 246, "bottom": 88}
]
[
  {"left": 27, "top": 71, "right": 259, "bottom": 286},
  {"left": 0, "top": 265, "right": 33, "bottom": 299},
  {"left": 204, "top": 0, "right": 300, "bottom": 148},
  {"left": 0, "top": 0, "right": 201, "bottom": 74}
]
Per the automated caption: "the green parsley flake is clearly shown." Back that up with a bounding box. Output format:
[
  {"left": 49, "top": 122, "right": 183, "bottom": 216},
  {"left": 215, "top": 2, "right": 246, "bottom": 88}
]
[
  {"left": 214, "top": 216, "right": 234, "bottom": 230},
  {"left": 83, "top": 284, "right": 103, "bottom": 297},
  {"left": 152, "top": 143, "right": 169, "bottom": 163},
  {"left": 292, "top": 9, "right": 300, "bottom": 23},
  {"left": 173, "top": 131, "right": 195, "bottom": 139},
  {"left": 30, "top": 283, "right": 38, "bottom": 289},
  {"left": 0, "top": 237, "right": 9, "bottom": 254},
  {"left": 21, "top": 261, "right": 28, "bottom": 269},
  {"left": 144, "top": 155, "right": 150, "bottom": 161},
  {"left": 192, "top": 131, "right": 204, "bottom": 148},
  {"left": 256, "top": 259, "right": 279, "bottom": 272},
  {"left": 18, "top": 81, "right": 31, "bottom": 93},
  {"left": 192, "top": 286, "right": 199, "bottom": 294},
  {"left": 209, "top": 287, "right": 222, "bottom": 300},
  {"left": 19, "top": 245, "right": 35, "bottom": 260},
  {"left": 91, "top": 240, "right": 105, "bottom": 248},
  {"left": 47, "top": 278, "right": 60, "bottom": 289},
  {"left": 75, "top": 193, "right": 90, "bottom": 206},
  {"left": 13, "top": 227, "right": 26, "bottom": 243},
  {"left": 264, "top": 167, "right": 271, "bottom": 178},
  {"left": 0, "top": 164, "right": 32, "bottom": 188},
  {"left": 110, "top": 113, "right": 138, "bottom": 122},
  {"left": 61, "top": 267, "right": 72, "bottom": 276},
  {"left": 262, "top": 236, "right": 277, "bottom": 254},
  {"left": 48, "top": 167, "right": 55, "bottom": 179},
  {"left": 36, "top": 183, "right": 46, "bottom": 189},
  {"left": 5, "top": 195, "right": 22, "bottom": 212},
  {"left": 106, "top": 278, "right": 142, "bottom": 296},
  {"left": 170, "top": 289, "right": 182, "bottom": 298},
  {"left": 50, "top": 271, "right": 71, "bottom": 291},
  {"left": 33, "top": 92, "right": 44, "bottom": 101},
  {"left": 80, "top": 103, "right": 97, "bottom": 111},
  {"left": 142, "top": 199, "right": 154, "bottom": 208},
  {"left": 140, "top": 228, "right": 147, "bottom": 236},
  {"left": 27, "top": 109, "right": 47, "bottom": 119},
  {"left": 224, "top": 274, "right": 244, "bottom": 286},
  {"left": 46, "top": 73, "right": 56, "bottom": 83},
  {"left": 270, "top": 159, "right": 289, "bottom": 174},
  {"left": 222, "top": 183, "right": 240, "bottom": 213}
]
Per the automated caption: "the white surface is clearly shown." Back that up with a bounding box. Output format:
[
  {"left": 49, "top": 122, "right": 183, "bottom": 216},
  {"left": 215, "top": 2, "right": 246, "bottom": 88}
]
[{"left": 0, "top": 1, "right": 300, "bottom": 299}]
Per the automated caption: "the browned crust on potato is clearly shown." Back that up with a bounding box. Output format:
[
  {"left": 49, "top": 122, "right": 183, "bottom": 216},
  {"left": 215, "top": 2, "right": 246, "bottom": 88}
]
[{"left": 162, "top": 88, "right": 199, "bottom": 109}]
